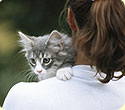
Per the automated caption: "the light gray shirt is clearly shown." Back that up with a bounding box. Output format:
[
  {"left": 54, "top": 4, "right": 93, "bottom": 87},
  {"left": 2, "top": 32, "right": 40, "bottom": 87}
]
[{"left": 3, "top": 65, "right": 125, "bottom": 110}]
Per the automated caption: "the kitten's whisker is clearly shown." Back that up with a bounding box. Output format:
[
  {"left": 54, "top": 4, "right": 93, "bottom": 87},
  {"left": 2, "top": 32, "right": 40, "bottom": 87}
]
[
  {"left": 25, "top": 72, "right": 32, "bottom": 78},
  {"left": 25, "top": 73, "right": 31, "bottom": 81},
  {"left": 25, "top": 71, "right": 35, "bottom": 82},
  {"left": 15, "top": 69, "right": 30, "bottom": 78},
  {"left": 29, "top": 75, "right": 34, "bottom": 82},
  {"left": 23, "top": 69, "right": 32, "bottom": 75},
  {"left": 15, "top": 66, "right": 32, "bottom": 81}
]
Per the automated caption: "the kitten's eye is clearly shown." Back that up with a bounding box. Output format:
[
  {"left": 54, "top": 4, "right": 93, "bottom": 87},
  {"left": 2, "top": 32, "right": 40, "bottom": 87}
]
[
  {"left": 43, "top": 58, "right": 51, "bottom": 64},
  {"left": 30, "top": 58, "right": 36, "bottom": 65}
]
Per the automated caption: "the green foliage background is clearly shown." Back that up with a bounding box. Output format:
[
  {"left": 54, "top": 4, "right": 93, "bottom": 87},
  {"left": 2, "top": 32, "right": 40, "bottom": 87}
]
[{"left": 0, "top": 0, "right": 65, "bottom": 106}]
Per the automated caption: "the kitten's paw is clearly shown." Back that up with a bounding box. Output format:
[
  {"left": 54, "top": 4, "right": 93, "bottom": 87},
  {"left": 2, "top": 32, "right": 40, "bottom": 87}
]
[{"left": 56, "top": 67, "right": 73, "bottom": 80}]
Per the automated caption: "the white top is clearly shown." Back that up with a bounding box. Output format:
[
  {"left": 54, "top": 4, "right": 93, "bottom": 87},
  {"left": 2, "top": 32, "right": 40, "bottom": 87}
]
[{"left": 3, "top": 65, "right": 125, "bottom": 110}]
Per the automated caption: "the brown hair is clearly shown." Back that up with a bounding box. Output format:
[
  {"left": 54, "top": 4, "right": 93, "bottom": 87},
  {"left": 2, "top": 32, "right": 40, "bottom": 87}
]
[{"left": 60, "top": 0, "right": 125, "bottom": 83}]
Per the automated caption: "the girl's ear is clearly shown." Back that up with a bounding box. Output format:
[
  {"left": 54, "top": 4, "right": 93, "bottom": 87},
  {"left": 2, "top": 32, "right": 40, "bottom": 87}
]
[{"left": 67, "top": 8, "right": 77, "bottom": 31}]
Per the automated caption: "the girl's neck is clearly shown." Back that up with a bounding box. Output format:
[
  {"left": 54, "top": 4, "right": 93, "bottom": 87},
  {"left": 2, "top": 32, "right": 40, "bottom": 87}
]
[{"left": 74, "top": 51, "right": 91, "bottom": 65}]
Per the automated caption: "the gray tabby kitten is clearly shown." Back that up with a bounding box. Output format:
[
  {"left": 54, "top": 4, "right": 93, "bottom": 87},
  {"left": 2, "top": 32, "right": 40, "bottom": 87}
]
[{"left": 18, "top": 30, "right": 75, "bottom": 81}]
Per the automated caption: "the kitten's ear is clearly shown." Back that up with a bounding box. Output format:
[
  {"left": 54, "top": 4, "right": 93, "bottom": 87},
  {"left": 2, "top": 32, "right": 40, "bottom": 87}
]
[
  {"left": 18, "top": 31, "right": 34, "bottom": 51},
  {"left": 45, "top": 30, "right": 64, "bottom": 50}
]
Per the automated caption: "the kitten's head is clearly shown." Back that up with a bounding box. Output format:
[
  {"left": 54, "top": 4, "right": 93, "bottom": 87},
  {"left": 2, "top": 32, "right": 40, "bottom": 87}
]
[{"left": 18, "top": 30, "right": 65, "bottom": 80}]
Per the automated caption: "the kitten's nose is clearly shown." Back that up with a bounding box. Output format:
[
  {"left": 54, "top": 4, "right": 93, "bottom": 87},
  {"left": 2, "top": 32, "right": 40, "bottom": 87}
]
[{"left": 37, "top": 70, "right": 42, "bottom": 73}]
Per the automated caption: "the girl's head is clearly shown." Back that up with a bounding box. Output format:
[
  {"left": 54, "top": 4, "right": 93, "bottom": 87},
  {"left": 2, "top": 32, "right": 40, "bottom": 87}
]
[{"left": 60, "top": 0, "right": 125, "bottom": 83}]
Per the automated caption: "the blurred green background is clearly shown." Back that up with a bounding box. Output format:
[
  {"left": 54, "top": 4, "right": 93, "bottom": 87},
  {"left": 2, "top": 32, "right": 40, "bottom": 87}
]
[{"left": 0, "top": 0, "right": 66, "bottom": 106}]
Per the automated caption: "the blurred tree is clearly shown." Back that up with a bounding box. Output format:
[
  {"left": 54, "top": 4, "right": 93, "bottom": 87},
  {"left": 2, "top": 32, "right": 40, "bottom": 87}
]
[{"left": 0, "top": 0, "right": 65, "bottom": 106}]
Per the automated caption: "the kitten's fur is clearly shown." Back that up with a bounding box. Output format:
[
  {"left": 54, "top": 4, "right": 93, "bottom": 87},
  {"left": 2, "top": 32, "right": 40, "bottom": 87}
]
[{"left": 19, "top": 30, "right": 75, "bottom": 81}]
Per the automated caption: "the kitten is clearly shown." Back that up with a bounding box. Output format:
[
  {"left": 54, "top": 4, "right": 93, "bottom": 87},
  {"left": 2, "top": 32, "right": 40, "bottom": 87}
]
[{"left": 18, "top": 30, "right": 75, "bottom": 81}]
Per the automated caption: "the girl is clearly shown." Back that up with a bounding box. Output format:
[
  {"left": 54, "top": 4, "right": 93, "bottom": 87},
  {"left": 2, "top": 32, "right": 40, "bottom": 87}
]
[{"left": 3, "top": 0, "right": 125, "bottom": 110}]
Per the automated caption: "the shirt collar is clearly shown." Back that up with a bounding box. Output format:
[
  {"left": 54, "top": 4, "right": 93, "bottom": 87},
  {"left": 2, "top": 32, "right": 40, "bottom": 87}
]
[{"left": 72, "top": 65, "right": 97, "bottom": 80}]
